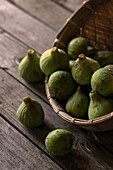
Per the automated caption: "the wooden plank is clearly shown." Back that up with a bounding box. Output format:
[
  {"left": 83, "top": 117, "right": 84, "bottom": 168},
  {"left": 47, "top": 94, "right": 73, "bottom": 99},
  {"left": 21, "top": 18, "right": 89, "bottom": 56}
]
[
  {"left": 89, "top": 130, "right": 113, "bottom": 155},
  {"left": 52, "top": 0, "right": 84, "bottom": 12},
  {"left": 0, "top": 30, "right": 113, "bottom": 154},
  {"left": 0, "top": 0, "right": 84, "bottom": 104},
  {"left": 0, "top": 0, "right": 55, "bottom": 54},
  {"left": 0, "top": 30, "right": 47, "bottom": 103},
  {"left": 0, "top": 30, "right": 113, "bottom": 155},
  {"left": 0, "top": 69, "right": 113, "bottom": 170},
  {"left": 0, "top": 116, "right": 62, "bottom": 170},
  {"left": 0, "top": 3, "right": 112, "bottom": 162},
  {"left": 0, "top": 0, "right": 113, "bottom": 168},
  {"left": 0, "top": 31, "right": 112, "bottom": 169},
  {"left": 8, "top": 0, "right": 72, "bottom": 31}
]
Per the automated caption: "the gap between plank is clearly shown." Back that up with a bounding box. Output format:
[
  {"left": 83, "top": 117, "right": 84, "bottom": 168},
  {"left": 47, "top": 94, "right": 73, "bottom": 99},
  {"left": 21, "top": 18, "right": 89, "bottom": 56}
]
[
  {"left": 0, "top": 27, "right": 51, "bottom": 105},
  {"left": 0, "top": 67, "right": 50, "bottom": 106},
  {"left": 2, "top": 64, "right": 113, "bottom": 157},
  {"left": 1, "top": 22, "right": 113, "bottom": 160},
  {"left": 0, "top": 27, "right": 41, "bottom": 56},
  {"left": 0, "top": 110, "right": 64, "bottom": 170},
  {"left": 1, "top": 65, "right": 113, "bottom": 157},
  {"left": 80, "top": 135, "right": 113, "bottom": 156},
  {"left": 6, "top": 0, "right": 61, "bottom": 31},
  {"left": 50, "top": 0, "right": 74, "bottom": 13},
  {"left": 0, "top": 27, "right": 50, "bottom": 104}
]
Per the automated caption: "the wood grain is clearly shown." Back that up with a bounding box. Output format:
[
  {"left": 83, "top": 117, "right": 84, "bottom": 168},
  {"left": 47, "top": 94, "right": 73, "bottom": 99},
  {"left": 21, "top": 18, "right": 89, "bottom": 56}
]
[
  {"left": 0, "top": 0, "right": 113, "bottom": 169},
  {"left": 8, "top": 0, "right": 72, "bottom": 31},
  {"left": 0, "top": 30, "right": 47, "bottom": 102},
  {"left": 0, "top": 68, "right": 113, "bottom": 170},
  {"left": 0, "top": 28, "right": 112, "bottom": 153},
  {"left": 52, "top": 0, "right": 84, "bottom": 12},
  {"left": 0, "top": 0, "right": 55, "bottom": 54},
  {"left": 0, "top": 28, "right": 112, "bottom": 169},
  {"left": 0, "top": 116, "right": 62, "bottom": 170}
]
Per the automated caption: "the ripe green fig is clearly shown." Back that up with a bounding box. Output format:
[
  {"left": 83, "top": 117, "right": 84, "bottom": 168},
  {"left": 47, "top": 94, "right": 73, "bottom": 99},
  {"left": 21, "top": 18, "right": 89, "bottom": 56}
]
[
  {"left": 69, "top": 60, "right": 75, "bottom": 69},
  {"left": 45, "top": 129, "right": 73, "bottom": 156},
  {"left": 66, "top": 86, "right": 89, "bottom": 118},
  {"left": 71, "top": 54, "right": 100, "bottom": 85},
  {"left": 88, "top": 91, "right": 113, "bottom": 119},
  {"left": 16, "top": 96, "right": 44, "bottom": 127},
  {"left": 91, "top": 65, "right": 113, "bottom": 97},
  {"left": 39, "top": 47, "right": 69, "bottom": 76},
  {"left": 18, "top": 49, "right": 44, "bottom": 82},
  {"left": 48, "top": 71, "right": 77, "bottom": 101},
  {"left": 93, "top": 51, "right": 113, "bottom": 67},
  {"left": 67, "top": 37, "right": 93, "bottom": 59}
]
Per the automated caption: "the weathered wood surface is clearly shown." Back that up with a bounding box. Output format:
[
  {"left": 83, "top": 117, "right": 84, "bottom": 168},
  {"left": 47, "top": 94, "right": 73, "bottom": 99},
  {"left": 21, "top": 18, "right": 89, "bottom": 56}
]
[
  {"left": 52, "top": 0, "right": 84, "bottom": 12},
  {"left": 8, "top": 0, "right": 72, "bottom": 31},
  {"left": 0, "top": 0, "right": 55, "bottom": 54},
  {"left": 0, "top": 0, "right": 113, "bottom": 169},
  {"left": 0, "top": 0, "right": 81, "bottom": 102},
  {"left": 0, "top": 116, "right": 62, "bottom": 170},
  {"left": 0, "top": 29, "right": 113, "bottom": 168},
  {"left": 0, "top": 29, "right": 47, "bottom": 102},
  {"left": 0, "top": 69, "right": 113, "bottom": 170},
  {"left": 0, "top": 4, "right": 112, "bottom": 155}
]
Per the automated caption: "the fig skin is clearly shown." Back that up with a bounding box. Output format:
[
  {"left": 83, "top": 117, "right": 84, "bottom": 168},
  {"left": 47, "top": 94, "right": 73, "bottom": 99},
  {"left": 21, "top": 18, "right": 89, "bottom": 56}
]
[
  {"left": 93, "top": 51, "right": 113, "bottom": 67},
  {"left": 66, "top": 86, "right": 89, "bottom": 118},
  {"left": 91, "top": 65, "right": 113, "bottom": 97},
  {"left": 48, "top": 71, "right": 77, "bottom": 101},
  {"left": 69, "top": 60, "right": 75, "bottom": 69},
  {"left": 67, "top": 37, "right": 93, "bottom": 59},
  {"left": 16, "top": 96, "right": 44, "bottom": 127},
  {"left": 39, "top": 47, "right": 69, "bottom": 76},
  {"left": 18, "top": 49, "right": 44, "bottom": 83},
  {"left": 45, "top": 129, "right": 73, "bottom": 156},
  {"left": 88, "top": 91, "right": 113, "bottom": 119},
  {"left": 71, "top": 54, "right": 100, "bottom": 85}
]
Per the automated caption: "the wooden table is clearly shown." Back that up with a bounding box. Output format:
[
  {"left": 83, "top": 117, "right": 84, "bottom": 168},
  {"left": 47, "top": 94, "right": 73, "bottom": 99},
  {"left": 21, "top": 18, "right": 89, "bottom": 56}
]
[{"left": 0, "top": 0, "right": 113, "bottom": 169}]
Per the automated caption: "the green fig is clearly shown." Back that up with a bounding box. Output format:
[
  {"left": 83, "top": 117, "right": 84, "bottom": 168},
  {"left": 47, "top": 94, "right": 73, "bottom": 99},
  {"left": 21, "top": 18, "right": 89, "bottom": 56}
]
[
  {"left": 45, "top": 129, "right": 73, "bottom": 156},
  {"left": 91, "top": 65, "right": 113, "bottom": 97},
  {"left": 71, "top": 54, "right": 100, "bottom": 85},
  {"left": 66, "top": 86, "right": 89, "bottom": 118},
  {"left": 93, "top": 51, "right": 113, "bottom": 67},
  {"left": 104, "top": 64, "right": 113, "bottom": 69},
  {"left": 39, "top": 47, "right": 69, "bottom": 76},
  {"left": 69, "top": 60, "right": 75, "bottom": 69},
  {"left": 67, "top": 37, "right": 93, "bottom": 59},
  {"left": 88, "top": 91, "right": 113, "bottom": 119},
  {"left": 16, "top": 96, "right": 44, "bottom": 127},
  {"left": 48, "top": 71, "right": 77, "bottom": 101},
  {"left": 18, "top": 49, "right": 44, "bottom": 82}
]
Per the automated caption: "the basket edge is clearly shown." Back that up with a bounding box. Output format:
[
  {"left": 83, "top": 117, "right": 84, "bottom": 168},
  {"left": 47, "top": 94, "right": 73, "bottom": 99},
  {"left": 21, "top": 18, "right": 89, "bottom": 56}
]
[{"left": 45, "top": 76, "right": 113, "bottom": 131}]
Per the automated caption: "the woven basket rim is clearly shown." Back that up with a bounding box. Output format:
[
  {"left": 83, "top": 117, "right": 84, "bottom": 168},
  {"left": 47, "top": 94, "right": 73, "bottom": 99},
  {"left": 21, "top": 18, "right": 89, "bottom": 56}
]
[
  {"left": 53, "top": 0, "right": 108, "bottom": 48},
  {"left": 45, "top": 76, "right": 113, "bottom": 126},
  {"left": 45, "top": 0, "right": 113, "bottom": 131}
]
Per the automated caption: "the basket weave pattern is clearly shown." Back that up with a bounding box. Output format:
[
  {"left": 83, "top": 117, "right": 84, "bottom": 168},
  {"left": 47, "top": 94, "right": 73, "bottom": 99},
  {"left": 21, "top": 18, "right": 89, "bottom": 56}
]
[{"left": 45, "top": 0, "right": 113, "bottom": 131}]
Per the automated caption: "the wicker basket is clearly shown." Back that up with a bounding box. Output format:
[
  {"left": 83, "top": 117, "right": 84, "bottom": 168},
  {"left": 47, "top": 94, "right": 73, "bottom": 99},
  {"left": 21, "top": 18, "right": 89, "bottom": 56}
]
[{"left": 45, "top": 0, "right": 113, "bottom": 132}]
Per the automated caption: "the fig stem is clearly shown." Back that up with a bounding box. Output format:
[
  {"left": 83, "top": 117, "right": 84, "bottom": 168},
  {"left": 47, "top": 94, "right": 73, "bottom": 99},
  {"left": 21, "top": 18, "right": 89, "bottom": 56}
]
[
  {"left": 23, "top": 96, "right": 32, "bottom": 107},
  {"left": 90, "top": 90, "right": 95, "bottom": 93},
  {"left": 78, "top": 54, "right": 86, "bottom": 60},
  {"left": 50, "top": 47, "right": 58, "bottom": 54},
  {"left": 28, "top": 49, "right": 35, "bottom": 57}
]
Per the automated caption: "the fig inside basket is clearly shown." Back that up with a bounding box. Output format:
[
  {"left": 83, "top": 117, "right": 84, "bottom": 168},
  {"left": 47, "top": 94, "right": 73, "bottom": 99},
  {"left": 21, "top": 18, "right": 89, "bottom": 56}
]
[{"left": 45, "top": 0, "right": 113, "bottom": 132}]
